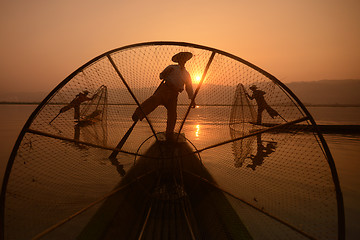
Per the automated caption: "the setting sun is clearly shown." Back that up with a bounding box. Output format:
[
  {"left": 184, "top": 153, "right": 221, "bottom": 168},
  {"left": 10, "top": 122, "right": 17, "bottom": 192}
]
[{"left": 193, "top": 75, "right": 201, "bottom": 84}]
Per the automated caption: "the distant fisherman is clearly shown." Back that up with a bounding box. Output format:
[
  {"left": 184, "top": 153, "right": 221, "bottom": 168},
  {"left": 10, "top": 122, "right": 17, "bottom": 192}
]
[
  {"left": 50, "top": 90, "right": 93, "bottom": 124},
  {"left": 246, "top": 85, "right": 280, "bottom": 124},
  {"left": 132, "top": 52, "right": 195, "bottom": 141},
  {"left": 64, "top": 90, "right": 94, "bottom": 120}
]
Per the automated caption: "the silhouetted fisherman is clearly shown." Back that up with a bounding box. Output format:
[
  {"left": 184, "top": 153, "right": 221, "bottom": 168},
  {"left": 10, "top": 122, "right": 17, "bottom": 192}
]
[
  {"left": 246, "top": 85, "right": 280, "bottom": 124},
  {"left": 132, "top": 52, "right": 195, "bottom": 141},
  {"left": 50, "top": 90, "right": 93, "bottom": 124}
]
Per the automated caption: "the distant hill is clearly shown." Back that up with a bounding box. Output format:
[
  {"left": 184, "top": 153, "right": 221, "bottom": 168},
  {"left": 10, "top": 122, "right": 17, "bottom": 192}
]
[
  {"left": 1, "top": 79, "right": 359, "bottom": 106},
  {"left": 286, "top": 79, "right": 360, "bottom": 106}
]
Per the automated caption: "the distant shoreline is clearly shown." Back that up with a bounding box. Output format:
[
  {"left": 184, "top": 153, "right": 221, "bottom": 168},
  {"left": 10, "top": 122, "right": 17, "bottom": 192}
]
[
  {"left": 1, "top": 102, "right": 360, "bottom": 107},
  {"left": 0, "top": 102, "right": 41, "bottom": 105}
]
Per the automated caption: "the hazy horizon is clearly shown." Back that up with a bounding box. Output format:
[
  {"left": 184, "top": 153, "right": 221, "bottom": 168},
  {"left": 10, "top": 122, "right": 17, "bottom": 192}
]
[
  {"left": 1, "top": 0, "right": 360, "bottom": 94},
  {"left": 1, "top": 79, "right": 359, "bottom": 106}
]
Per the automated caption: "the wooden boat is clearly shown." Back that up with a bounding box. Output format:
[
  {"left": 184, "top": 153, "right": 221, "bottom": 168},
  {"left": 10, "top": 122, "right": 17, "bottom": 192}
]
[
  {"left": 0, "top": 42, "right": 344, "bottom": 239},
  {"left": 77, "top": 133, "right": 252, "bottom": 239}
]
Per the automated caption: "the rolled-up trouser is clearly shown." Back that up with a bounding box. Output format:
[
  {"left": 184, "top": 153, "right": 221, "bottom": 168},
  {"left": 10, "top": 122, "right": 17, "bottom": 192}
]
[{"left": 132, "top": 84, "right": 179, "bottom": 138}]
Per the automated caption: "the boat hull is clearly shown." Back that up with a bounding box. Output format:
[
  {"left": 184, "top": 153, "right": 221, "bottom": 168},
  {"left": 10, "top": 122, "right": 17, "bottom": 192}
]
[{"left": 78, "top": 140, "right": 252, "bottom": 240}]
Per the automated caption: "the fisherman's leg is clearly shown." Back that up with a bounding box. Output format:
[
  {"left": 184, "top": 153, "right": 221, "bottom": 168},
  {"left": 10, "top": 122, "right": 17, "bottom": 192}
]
[
  {"left": 74, "top": 125, "right": 80, "bottom": 141},
  {"left": 265, "top": 105, "right": 279, "bottom": 118},
  {"left": 165, "top": 95, "right": 178, "bottom": 141},
  {"left": 132, "top": 95, "right": 161, "bottom": 122},
  {"left": 74, "top": 106, "right": 80, "bottom": 120},
  {"left": 257, "top": 107, "right": 264, "bottom": 124},
  {"left": 166, "top": 110, "right": 177, "bottom": 140}
]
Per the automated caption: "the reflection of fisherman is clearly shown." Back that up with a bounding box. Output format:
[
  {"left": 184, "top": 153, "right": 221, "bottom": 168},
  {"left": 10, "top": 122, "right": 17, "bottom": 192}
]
[
  {"left": 247, "top": 134, "right": 276, "bottom": 170},
  {"left": 132, "top": 52, "right": 195, "bottom": 141},
  {"left": 59, "top": 90, "right": 93, "bottom": 121},
  {"left": 73, "top": 124, "right": 87, "bottom": 149},
  {"left": 246, "top": 85, "right": 279, "bottom": 124}
]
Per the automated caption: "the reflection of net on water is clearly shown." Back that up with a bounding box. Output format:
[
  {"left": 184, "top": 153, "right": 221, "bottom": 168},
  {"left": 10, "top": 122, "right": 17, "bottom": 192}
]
[{"left": 1, "top": 42, "right": 344, "bottom": 240}]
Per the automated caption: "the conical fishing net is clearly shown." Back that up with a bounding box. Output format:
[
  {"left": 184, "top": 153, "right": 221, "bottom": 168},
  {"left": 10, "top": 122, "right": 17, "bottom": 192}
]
[{"left": 0, "top": 42, "right": 344, "bottom": 240}]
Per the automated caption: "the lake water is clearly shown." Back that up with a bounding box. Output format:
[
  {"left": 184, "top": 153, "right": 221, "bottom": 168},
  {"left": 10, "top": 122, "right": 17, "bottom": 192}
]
[{"left": 0, "top": 104, "right": 359, "bottom": 239}]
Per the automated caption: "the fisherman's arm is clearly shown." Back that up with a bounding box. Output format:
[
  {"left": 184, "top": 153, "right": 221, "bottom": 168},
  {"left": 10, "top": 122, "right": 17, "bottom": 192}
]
[
  {"left": 82, "top": 95, "right": 92, "bottom": 101},
  {"left": 185, "top": 75, "right": 196, "bottom": 107},
  {"left": 246, "top": 92, "right": 254, "bottom": 100}
]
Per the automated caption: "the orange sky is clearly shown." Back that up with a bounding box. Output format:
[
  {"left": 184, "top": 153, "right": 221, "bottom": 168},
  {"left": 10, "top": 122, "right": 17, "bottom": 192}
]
[{"left": 0, "top": 0, "right": 359, "bottom": 92}]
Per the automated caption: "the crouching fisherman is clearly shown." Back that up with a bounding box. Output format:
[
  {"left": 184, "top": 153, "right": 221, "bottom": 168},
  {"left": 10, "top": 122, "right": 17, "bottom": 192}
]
[
  {"left": 50, "top": 90, "right": 93, "bottom": 124},
  {"left": 246, "top": 85, "right": 281, "bottom": 124}
]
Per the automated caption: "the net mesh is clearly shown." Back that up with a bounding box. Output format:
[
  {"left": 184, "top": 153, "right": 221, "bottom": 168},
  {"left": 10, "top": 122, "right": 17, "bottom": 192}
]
[{"left": 1, "top": 42, "right": 343, "bottom": 239}]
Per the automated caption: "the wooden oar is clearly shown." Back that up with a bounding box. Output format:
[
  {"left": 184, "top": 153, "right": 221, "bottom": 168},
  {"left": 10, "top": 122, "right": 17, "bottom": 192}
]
[
  {"left": 49, "top": 112, "right": 61, "bottom": 124},
  {"left": 278, "top": 113, "right": 288, "bottom": 122},
  {"left": 108, "top": 120, "right": 138, "bottom": 160}
]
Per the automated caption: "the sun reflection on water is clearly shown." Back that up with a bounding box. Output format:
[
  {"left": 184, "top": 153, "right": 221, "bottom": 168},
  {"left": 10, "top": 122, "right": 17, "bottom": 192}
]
[{"left": 195, "top": 124, "right": 200, "bottom": 138}]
